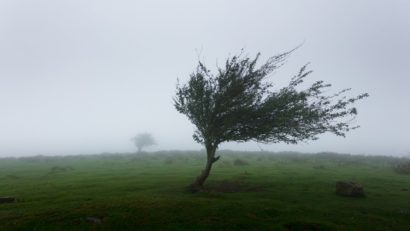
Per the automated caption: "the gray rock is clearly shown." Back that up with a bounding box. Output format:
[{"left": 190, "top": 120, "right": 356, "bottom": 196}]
[
  {"left": 86, "top": 216, "right": 102, "bottom": 224},
  {"left": 336, "top": 181, "right": 365, "bottom": 197}
]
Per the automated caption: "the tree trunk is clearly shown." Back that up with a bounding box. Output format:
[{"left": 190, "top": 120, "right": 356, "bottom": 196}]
[{"left": 188, "top": 144, "right": 220, "bottom": 192}]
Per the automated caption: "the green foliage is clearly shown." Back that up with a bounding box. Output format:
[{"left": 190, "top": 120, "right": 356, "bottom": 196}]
[{"left": 174, "top": 50, "right": 368, "bottom": 147}]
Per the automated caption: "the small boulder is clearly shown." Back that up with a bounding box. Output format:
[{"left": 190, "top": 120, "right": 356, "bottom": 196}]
[
  {"left": 86, "top": 216, "right": 102, "bottom": 224},
  {"left": 0, "top": 197, "right": 16, "bottom": 204},
  {"left": 336, "top": 181, "right": 365, "bottom": 197}
]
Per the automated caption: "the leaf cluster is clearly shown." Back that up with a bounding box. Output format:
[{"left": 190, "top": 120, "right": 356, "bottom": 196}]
[{"left": 174, "top": 50, "right": 368, "bottom": 147}]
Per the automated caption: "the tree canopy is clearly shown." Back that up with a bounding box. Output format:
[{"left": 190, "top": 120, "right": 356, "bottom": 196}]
[
  {"left": 174, "top": 49, "right": 368, "bottom": 191},
  {"left": 131, "top": 133, "right": 156, "bottom": 153}
]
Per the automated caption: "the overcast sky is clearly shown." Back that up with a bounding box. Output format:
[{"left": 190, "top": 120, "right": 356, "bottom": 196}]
[{"left": 1, "top": 0, "right": 409, "bottom": 157}]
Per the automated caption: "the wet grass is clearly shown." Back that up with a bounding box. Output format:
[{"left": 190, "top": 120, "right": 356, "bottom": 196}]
[{"left": 0, "top": 151, "right": 409, "bottom": 230}]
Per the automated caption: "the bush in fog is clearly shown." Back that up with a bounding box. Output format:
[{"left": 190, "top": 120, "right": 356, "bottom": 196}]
[
  {"left": 131, "top": 133, "right": 156, "bottom": 153},
  {"left": 394, "top": 161, "right": 410, "bottom": 175},
  {"left": 49, "top": 166, "right": 74, "bottom": 174}
]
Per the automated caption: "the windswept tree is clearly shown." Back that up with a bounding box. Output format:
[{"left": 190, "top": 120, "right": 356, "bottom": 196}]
[
  {"left": 174, "top": 49, "right": 368, "bottom": 192},
  {"left": 131, "top": 133, "right": 156, "bottom": 153}
]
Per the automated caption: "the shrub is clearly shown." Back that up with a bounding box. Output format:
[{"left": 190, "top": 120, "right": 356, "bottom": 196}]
[
  {"left": 394, "top": 161, "right": 410, "bottom": 175},
  {"left": 48, "top": 166, "right": 74, "bottom": 175}
]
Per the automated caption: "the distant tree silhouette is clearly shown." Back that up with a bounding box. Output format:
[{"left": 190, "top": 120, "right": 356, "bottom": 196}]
[
  {"left": 131, "top": 133, "right": 156, "bottom": 153},
  {"left": 174, "top": 49, "right": 368, "bottom": 192}
]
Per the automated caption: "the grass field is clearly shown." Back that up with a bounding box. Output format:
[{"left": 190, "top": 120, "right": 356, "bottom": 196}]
[{"left": 0, "top": 151, "right": 409, "bottom": 231}]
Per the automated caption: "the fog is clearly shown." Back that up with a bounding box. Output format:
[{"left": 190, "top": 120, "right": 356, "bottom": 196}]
[{"left": 1, "top": 0, "right": 409, "bottom": 157}]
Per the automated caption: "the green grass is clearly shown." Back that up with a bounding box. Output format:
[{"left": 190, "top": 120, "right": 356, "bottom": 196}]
[{"left": 0, "top": 151, "right": 409, "bottom": 230}]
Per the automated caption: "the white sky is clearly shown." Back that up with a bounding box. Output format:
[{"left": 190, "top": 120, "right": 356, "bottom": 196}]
[{"left": 1, "top": 0, "right": 409, "bottom": 156}]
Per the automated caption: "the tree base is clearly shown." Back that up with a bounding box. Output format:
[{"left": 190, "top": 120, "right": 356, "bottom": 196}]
[{"left": 186, "top": 182, "right": 204, "bottom": 193}]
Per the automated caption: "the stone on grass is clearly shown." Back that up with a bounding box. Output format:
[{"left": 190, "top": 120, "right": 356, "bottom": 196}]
[
  {"left": 86, "top": 216, "right": 102, "bottom": 224},
  {"left": 336, "top": 181, "right": 365, "bottom": 197},
  {"left": 0, "top": 197, "right": 16, "bottom": 204}
]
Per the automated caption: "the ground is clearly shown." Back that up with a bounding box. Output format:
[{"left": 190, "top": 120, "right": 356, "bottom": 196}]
[{"left": 0, "top": 151, "right": 409, "bottom": 230}]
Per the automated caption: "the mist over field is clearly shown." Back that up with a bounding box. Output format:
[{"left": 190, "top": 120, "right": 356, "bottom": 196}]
[{"left": 1, "top": 0, "right": 410, "bottom": 157}]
